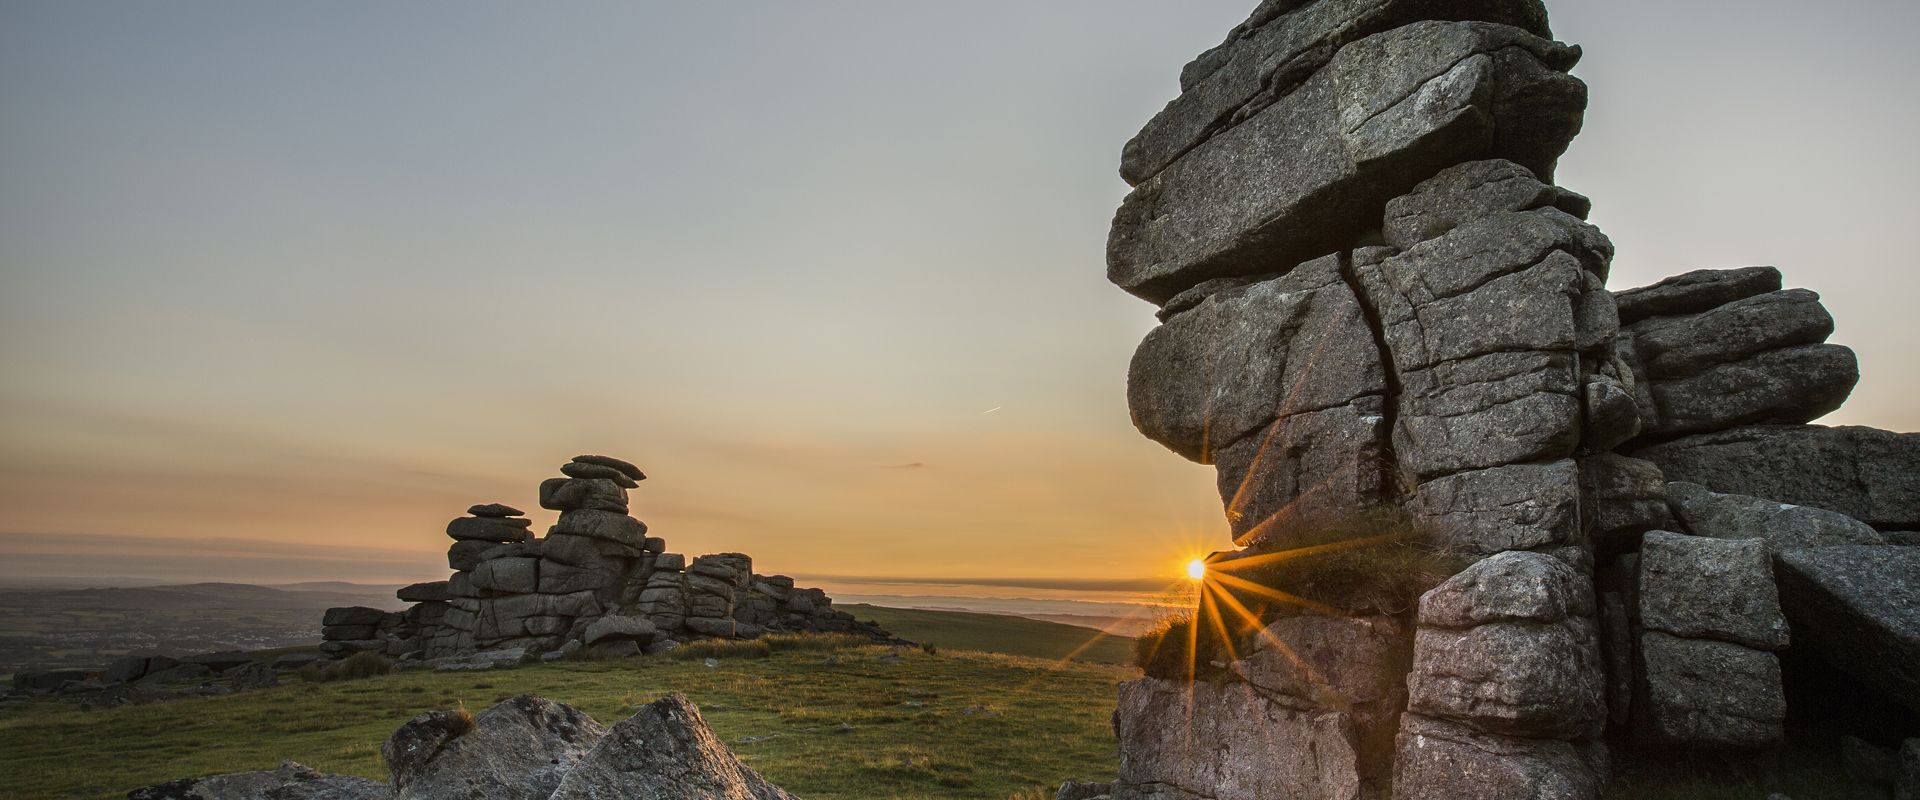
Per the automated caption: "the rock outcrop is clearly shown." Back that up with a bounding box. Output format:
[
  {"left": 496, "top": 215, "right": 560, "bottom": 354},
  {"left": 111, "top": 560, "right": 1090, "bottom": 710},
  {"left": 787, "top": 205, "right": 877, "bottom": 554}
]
[
  {"left": 126, "top": 760, "right": 384, "bottom": 800},
  {"left": 1104, "top": 1, "right": 1914, "bottom": 797},
  {"left": 132, "top": 693, "right": 800, "bottom": 800},
  {"left": 319, "top": 455, "right": 893, "bottom": 664}
]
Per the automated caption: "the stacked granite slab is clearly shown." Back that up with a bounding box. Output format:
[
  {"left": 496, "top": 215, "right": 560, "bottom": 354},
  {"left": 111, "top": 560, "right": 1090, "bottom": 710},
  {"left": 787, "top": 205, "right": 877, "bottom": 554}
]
[
  {"left": 1105, "top": 1, "right": 1916, "bottom": 798},
  {"left": 324, "top": 454, "right": 891, "bottom": 663}
]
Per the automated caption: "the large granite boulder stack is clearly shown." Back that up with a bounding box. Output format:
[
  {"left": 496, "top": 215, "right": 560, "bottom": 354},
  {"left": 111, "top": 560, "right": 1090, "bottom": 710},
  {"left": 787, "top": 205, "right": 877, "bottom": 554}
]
[
  {"left": 330, "top": 454, "right": 892, "bottom": 664},
  {"left": 1104, "top": 1, "right": 1914, "bottom": 797}
]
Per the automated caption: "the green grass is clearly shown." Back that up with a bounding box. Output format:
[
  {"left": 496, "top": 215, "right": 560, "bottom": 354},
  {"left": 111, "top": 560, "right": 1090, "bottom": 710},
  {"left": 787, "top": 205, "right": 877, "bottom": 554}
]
[
  {"left": 0, "top": 645, "right": 1131, "bottom": 800},
  {"left": 842, "top": 605, "right": 1134, "bottom": 665}
]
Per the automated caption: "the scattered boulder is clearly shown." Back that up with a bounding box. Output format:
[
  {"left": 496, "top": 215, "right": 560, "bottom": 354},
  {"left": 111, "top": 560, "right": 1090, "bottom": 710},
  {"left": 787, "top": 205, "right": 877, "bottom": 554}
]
[
  {"left": 548, "top": 693, "right": 798, "bottom": 800},
  {"left": 230, "top": 662, "right": 279, "bottom": 692},
  {"left": 127, "top": 759, "right": 385, "bottom": 800},
  {"left": 383, "top": 694, "right": 607, "bottom": 800}
]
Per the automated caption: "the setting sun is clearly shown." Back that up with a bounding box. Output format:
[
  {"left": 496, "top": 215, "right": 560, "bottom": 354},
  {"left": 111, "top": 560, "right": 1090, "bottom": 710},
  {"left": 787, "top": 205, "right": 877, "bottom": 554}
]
[{"left": 1186, "top": 559, "right": 1206, "bottom": 581}]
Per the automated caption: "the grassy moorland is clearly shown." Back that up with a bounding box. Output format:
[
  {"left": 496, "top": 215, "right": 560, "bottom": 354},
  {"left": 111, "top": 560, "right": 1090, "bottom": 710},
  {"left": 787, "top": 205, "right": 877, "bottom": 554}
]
[
  {"left": 0, "top": 642, "right": 1131, "bottom": 800},
  {"left": 841, "top": 604, "right": 1137, "bottom": 665}
]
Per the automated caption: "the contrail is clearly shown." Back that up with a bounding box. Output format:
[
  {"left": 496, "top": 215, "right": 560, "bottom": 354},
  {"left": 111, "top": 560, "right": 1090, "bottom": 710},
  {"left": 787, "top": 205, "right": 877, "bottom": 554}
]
[{"left": 982, "top": 407, "right": 1001, "bottom": 414}]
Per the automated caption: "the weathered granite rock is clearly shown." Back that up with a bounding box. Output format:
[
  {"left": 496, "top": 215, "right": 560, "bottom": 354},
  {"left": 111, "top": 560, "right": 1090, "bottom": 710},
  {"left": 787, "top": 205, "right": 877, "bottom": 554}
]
[
  {"left": 472, "top": 558, "right": 540, "bottom": 595},
  {"left": 1112, "top": 677, "right": 1369, "bottom": 800},
  {"left": 1627, "top": 289, "right": 1834, "bottom": 379},
  {"left": 550, "top": 509, "right": 647, "bottom": 547},
  {"left": 467, "top": 503, "right": 524, "bottom": 518},
  {"left": 1382, "top": 159, "right": 1589, "bottom": 251},
  {"left": 1211, "top": 399, "right": 1392, "bottom": 544},
  {"left": 1637, "top": 531, "right": 1788, "bottom": 651},
  {"left": 127, "top": 760, "right": 386, "bottom": 800},
  {"left": 322, "top": 607, "right": 386, "bottom": 627},
  {"left": 1391, "top": 713, "right": 1603, "bottom": 800},
  {"left": 1128, "top": 253, "right": 1386, "bottom": 462},
  {"left": 229, "top": 662, "right": 279, "bottom": 691},
  {"left": 1120, "top": 0, "right": 1553, "bottom": 186},
  {"left": 539, "top": 477, "right": 629, "bottom": 513},
  {"left": 1635, "top": 425, "right": 1920, "bottom": 529},
  {"left": 1774, "top": 546, "right": 1920, "bottom": 714},
  {"left": 1057, "top": 781, "right": 1114, "bottom": 800},
  {"left": 549, "top": 694, "right": 796, "bottom": 800},
  {"left": 538, "top": 559, "right": 620, "bottom": 595},
  {"left": 398, "top": 581, "right": 453, "bottom": 603},
  {"left": 1410, "top": 460, "right": 1579, "bottom": 555},
  {"left": 384, "top": 694, "right": 606, "bottom": 800},
  {"left": 1579, "top": 453, "right": 1673, "bottom": 546},
  {"left": 1406, "top": 619, "right": 1605, "bottom": 740},
  {"left": 447, "top": 516, "right": 534, "bottom": 544},
  {"left": 572, "top": 454, "right": 646, "bottom": 481},
  {"left": 1109, "top": 21, "right": 1586, "bottom": 304},
  {"left": 1635, "top": 631, "right": 1784, "bottom": 749},
  {"left": 583, "top": 615, "right": 657, "bottom": 647},
  {"left": 1353, "top": 205, "right": 1614, "bottom": 479},
  {"left": 1234, "top": 613, "right": 1412, "bottom": 708},
  {"left": 1612, "top": 266, "right": 1781, "bottom": 326},
  {"left": 1419, "top": 551, "right": 1590, "bottom": 629},
  {"left": 1666, "top": 482, "right": 1884, "bottom": 550},
  {"left": 448, "top": 540, "right": 498, "bottom": 572},
  {"left": 560, "top": 461, "right": 639, "bottom": 488},
  {"left": 1637, "top": 344, "right": 1857, "bottom": 439}
]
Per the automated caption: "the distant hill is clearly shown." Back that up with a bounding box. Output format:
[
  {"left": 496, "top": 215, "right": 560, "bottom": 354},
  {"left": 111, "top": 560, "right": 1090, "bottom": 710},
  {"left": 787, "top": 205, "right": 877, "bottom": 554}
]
[
  {"left": 842, "top": 603, "right": 1135, "bottom": 664},
  {"left": 0, "top": 582, "right": 407, "bottom": 613}
]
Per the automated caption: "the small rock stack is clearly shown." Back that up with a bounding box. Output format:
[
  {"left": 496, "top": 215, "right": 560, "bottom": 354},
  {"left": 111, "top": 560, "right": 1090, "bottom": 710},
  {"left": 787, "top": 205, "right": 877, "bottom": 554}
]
[
  {"left": 321, "top": 455, "right": 891, "bottom": 664},
  {"left": 1105, "top": 1, "right": 1920, "bottom": 799}
]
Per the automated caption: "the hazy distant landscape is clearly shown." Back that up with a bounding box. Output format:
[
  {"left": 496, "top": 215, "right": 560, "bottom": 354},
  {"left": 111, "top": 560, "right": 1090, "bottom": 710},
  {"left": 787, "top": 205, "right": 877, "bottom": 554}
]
[{"left": 0, "top": 582, "right": 404, "bottom": 676}]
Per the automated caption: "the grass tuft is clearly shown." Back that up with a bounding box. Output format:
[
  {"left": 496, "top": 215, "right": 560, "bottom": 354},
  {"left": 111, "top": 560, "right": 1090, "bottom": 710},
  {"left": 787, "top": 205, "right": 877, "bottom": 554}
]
[
  {"left": 671, "top": 639, "right": 773, "bottom": 661},
  {"left": 763, "top": 633, "right": 870, "bottom": 653}
]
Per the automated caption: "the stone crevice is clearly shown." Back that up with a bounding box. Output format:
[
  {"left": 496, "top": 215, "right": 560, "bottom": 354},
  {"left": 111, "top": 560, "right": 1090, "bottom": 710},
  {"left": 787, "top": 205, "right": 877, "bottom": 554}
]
[{"left": 1337, "top": 249, "right": 1407, "bottom": 506}]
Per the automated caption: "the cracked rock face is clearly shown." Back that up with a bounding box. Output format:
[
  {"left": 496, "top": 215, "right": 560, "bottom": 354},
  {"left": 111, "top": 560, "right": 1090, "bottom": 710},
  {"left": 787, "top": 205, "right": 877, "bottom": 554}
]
[
  {"left": 384, "top": 694, "right": 608, "bottom": 800},
  {"left": 1106, "top": 0, "right": 1903, "bottom": 795}
]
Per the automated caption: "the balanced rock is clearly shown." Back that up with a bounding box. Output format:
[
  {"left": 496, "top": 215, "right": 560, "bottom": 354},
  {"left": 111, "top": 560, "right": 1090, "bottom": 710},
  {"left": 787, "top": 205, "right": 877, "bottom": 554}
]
[
  {"left": 573, "top": 454, "right": 646, "bottom": 481},
  {"left": 539, "top": 478, "right": 629, "bottom": 513},
  {"left": 468, "top": 503, "right": 524, "bottom": 518},
  {"left": 398, "top": 581, "right": 453, "bottom": 603},
  {"left": 447, "top": 516, "right": 533, "bottom": 544},
  {"left": 560, "top": 461, "right": 639, "bottom": 488}
]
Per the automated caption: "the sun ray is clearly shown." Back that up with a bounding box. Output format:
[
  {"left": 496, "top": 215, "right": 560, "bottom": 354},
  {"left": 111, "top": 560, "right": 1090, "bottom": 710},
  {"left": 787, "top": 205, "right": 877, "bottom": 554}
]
[
  {"left": 1208, "top": 581, "right": 1354, "bottom": 712},
  {"left": 1208, "top": 571, "right": 1352, "bottom": 618},
  {"left": 1208, "top": 532, "right": 1404, "bottom": 572}
]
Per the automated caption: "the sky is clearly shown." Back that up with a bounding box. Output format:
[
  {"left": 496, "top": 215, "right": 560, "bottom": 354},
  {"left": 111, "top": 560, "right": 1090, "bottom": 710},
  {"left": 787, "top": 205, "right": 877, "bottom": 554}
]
[{"left": 2, "top": 1, "right": 1916, "bottom": 601}]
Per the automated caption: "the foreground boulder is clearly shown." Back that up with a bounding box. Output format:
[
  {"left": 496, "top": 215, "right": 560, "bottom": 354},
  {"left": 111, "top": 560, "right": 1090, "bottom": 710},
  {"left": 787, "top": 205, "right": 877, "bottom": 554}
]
[
  {"left": 383, "top": 694, "right": 607, "bottom": 800},
  {"left": 549, "top": 693, "right": 798, "bottom": 800},
  {"left": 127, "top": 760, "right": 383, "bottom": 800}
]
